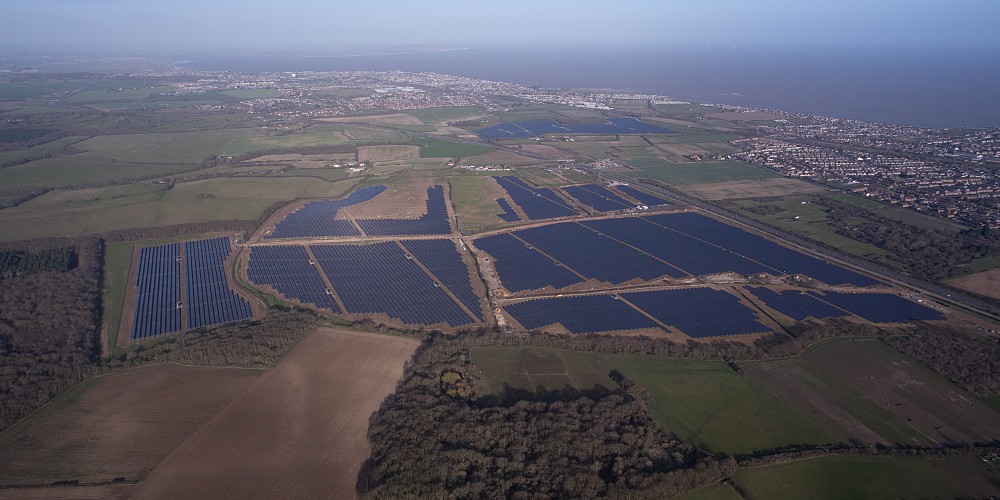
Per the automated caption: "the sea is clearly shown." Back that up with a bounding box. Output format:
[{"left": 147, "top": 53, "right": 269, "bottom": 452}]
[{"left": 181, "top": 45, "right": 1000, "bottom": 130}]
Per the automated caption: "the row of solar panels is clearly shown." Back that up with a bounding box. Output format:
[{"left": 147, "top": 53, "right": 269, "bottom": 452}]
[
  {"left": 474, "top": 213, "right": 877, "bottom": 291},
  {"left": 247, "top": 240, "right": 485, "bottom": 328},
  {"left": 184, "top": 238, "right": 252, "bottom": 330},
  {"left": 267, "top": 184, "right": 452, "bottom": 239},
  {"left": 131, "top": 237, "right": 251, "bottom": 340}
]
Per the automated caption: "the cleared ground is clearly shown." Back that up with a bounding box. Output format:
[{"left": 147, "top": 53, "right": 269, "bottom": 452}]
[
  {"left": 946, "top": 268, "right": 1000, "bottom": 300},
  {"left": 450, "top": 174, "right": 520, "bottom": 234},
  {"left": 0, "top": 364, "right": 260, "bottom": 486},
  {"left": 471, "top": 346, "right": 831, "bottom": 455},
  {"left": 343, "top": 179, "right": 436, "bottom": 220},
  {"left": 132, "top": 328, "right": 419, "bottom": 500}
]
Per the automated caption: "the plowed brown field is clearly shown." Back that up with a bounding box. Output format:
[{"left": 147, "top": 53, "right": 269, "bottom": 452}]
[{"left": 131, "top": 328, "right": 419, "bottom": 499}]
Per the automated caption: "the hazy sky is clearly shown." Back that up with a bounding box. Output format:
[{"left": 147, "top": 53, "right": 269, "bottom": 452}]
[{"left": 4, "top": 0, "right": 999, "bottom": 53}]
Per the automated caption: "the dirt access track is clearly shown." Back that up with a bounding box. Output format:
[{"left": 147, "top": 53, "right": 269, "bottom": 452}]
[{"left": 132, "top": 328, "right": 419, "bottom": 500}]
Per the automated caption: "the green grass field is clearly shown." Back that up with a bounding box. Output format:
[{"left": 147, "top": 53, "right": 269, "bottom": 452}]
[
  {"left": 734, "top": 456, "right": 966, "bottom": 500},
  {"left": 630, "top": 158, "right": 777, "bottom": 186},
  {"left": 471, "top": 346, "right": 833, "bottom": 455},
  {"left": 0, "top": 80, "right": 90, "bottom": 101},
  {"left": 0, "top": 156, "right": 196, "bottom": 190},
  {"left": 0, "top": 177, "right": 359, "bottom": 241},
  {"left": 413, "top": 136, "right": 494, "bottom": 158},
  {"left": 68, "top": 85, "right": 175, "bottom": 103},
  {"left": 102, "top": 240, "right": 134, "bottom": 355},
  {"left": 727, "top": 196, "right": 893, "bottom": 259},
  {"left": 821, "top": 192, "right": 965, "bottom": 231},
  {"left": 675, "top": 483, "right": 743, "bottom": 500},
  {"left": 75, "top": 129, "right": 248, "bottom": 164},
  {"left": 221, "top": 125, "right": 353, "bottom": 155}
]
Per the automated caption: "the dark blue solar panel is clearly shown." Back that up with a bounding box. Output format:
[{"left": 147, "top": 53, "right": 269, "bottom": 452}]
[
  {"left": 401, "top": 239, "right": 484, "bottom": 321},
  {"left": 496, "top": 198, "right": 521, "bottom": 222},
  {"left": 493, "top": 176, "right": 578, "bottom": 220},
  {"left": 267, "top": 185, "right": 386, "bottom": 239},
  {"left": 246, "top": 245, "right": 340, "bottom": 312},
  {"left": 131, "top": 243, "right": 182, "bottom": 340},
  {"left": 613, "top": 185, "right": 670, "bottom": 206},
  {"left": 356, "top": 185, "right": 452, "bottom": 236},
  {"left": 644, "top": 213, "right": 880, "bottom": 286},
  {"left": 183, "top": 237, "right": 252, "bottom": 330},
  {"left": 623, "top": 288, "right": 769, "bottom": 338},
  {"left": 473, "top": 233, "right": 584, "bottom": 292},
  {"left": 809, "top": 292, "right": 944, "bottom": 322},
  {"left": 514, "top": 222, "right": 678, "bottom": 283},
  {"left": 747, "top": 287, "right": 849, "bottom": 321},
  {"left": 477, "top": 118, "right": 673, "bottom": 139},
  {"left": 504, "top": 295, "right": 659, "bottom": 334},
  {"left": 580, "top": 217, "right": 768, "bottom": 277},
  {"left": 312, "top": 242, "right": 476, "bottom": 327},
  {"left": 563, "top": 184, "right": 633, "bottom": 212}
]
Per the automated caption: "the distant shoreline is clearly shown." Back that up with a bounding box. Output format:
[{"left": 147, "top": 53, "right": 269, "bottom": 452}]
[{"left": 179, "top": 45, "right": 1000, "bottom": 130}]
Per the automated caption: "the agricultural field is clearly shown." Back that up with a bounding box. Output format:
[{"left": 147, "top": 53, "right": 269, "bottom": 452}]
[
  {"left": 0, "top": 364, "right": 260, "bottom": 486},
  {"left": 357, "top": 144, "right": 420, "bottom": 163},
  {"left": 412, "top": 136, "right": 494, "bottom": 158},
  {"left": 131, "top": 328, "right": 419, "bottom": 499},
  {"left": 0, "top": 177, "right": 359, "bottom": 241},
  {"left": 628, "top": 158, "right": 779, "bottom": 186},
  {"left": 221, "top": 125, "right": 403, "bottom": 155},
  {"left": 471, "top": 346, "right": 832, "bottom": 455},
  {"left": 947, "top": 268, "right": 1000, "bottom": 299},
  {"left": 74, "top": 129, "right": 248, "bottom": 164},
  {"left": 0, "top": 155, "right": 195, "bottom": 190},
  {"left": 405, "top": 106, "right": 486, "bottom": 124},
  {"left": 732, "top": 455, "right": 979, "bottom": 500},
  {"left": 744, "top": 339, "right": 1000, "bottom": 446}
]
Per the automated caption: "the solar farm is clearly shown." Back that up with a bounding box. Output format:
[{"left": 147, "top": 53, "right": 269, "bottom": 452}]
[
  {"left": 124, "top": 179, "right": 945, "bottom": 340},
  {"left": 476, "top": 117, "right": 673, "bottom": 140},
  {"left": 128, "top": 237, "right": 252, "bottom": 340}
]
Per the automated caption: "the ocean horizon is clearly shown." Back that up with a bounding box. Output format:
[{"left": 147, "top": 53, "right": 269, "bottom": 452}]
[{"left": 181, "top": 45, "right": 1000, "bottom": 130}]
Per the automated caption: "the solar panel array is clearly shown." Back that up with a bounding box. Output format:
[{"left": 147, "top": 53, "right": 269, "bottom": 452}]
[
  {"left": 474, "top": 233, "right": 583, "bottom": 292},
  {"left": 810, "top": 292, "right": 943, "bottom": 322},
  {"left": 581, "top": 217, "right": 771, "bottom": 276},
  {"left": 401, "top": 239, "right": 484, "bottom": 321},
  {"left": 246, "top": 245, "right": 340, "bottom": 312},
  {"left": 563, "top": 184, "right": 633, "bottom": 212},
  {"left": 131, "top": 243, "right": 182, "bottom": 339},
  {"left": 356, "top": 185, "right": 453, "bottom": 236},
  {"left": 493, "top": 176, "right": 578, "bottom": 220},
  {"left": 477, "top": 118, "right": 673, "bottom": 139},
  {"left": 515, "top": 223, "right": 678, "bottom": 283},
  {"left": 622, "top": 288, "right": 768, "bottom": 338},
  {"left": 504, "top": 295, "right": 660, "bottom": 334},
  {"left": 266, "top": 185, "right": 387, "bottom": 239},
  {"left": 613, "top": 185, "right": 670, "bottom": 206},
  {"left": 748, "top": 287, "right": 848, "bottom": 321},
  {"left": 183, "top": 238, "right": 253, "bottom": 329},
  {"left": 496, "top": 198, "right": 521, "bottom": 222},
  {"left": 312, "top": 242, "right": 476, "bottom": 327},
  {"left": 644, "top": 213, "right": 880, "bottom": 286}
]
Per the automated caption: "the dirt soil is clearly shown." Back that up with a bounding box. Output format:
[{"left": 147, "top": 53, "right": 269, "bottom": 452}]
[
  {"left": 0, "top": 364, "right": 259, "bottom": 486},
  {"left": 131, "top": 328, "right": 419, "bottom": 500},
  {"left": 946, "top": 269, "right": 1000, "bottom": 300}
]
